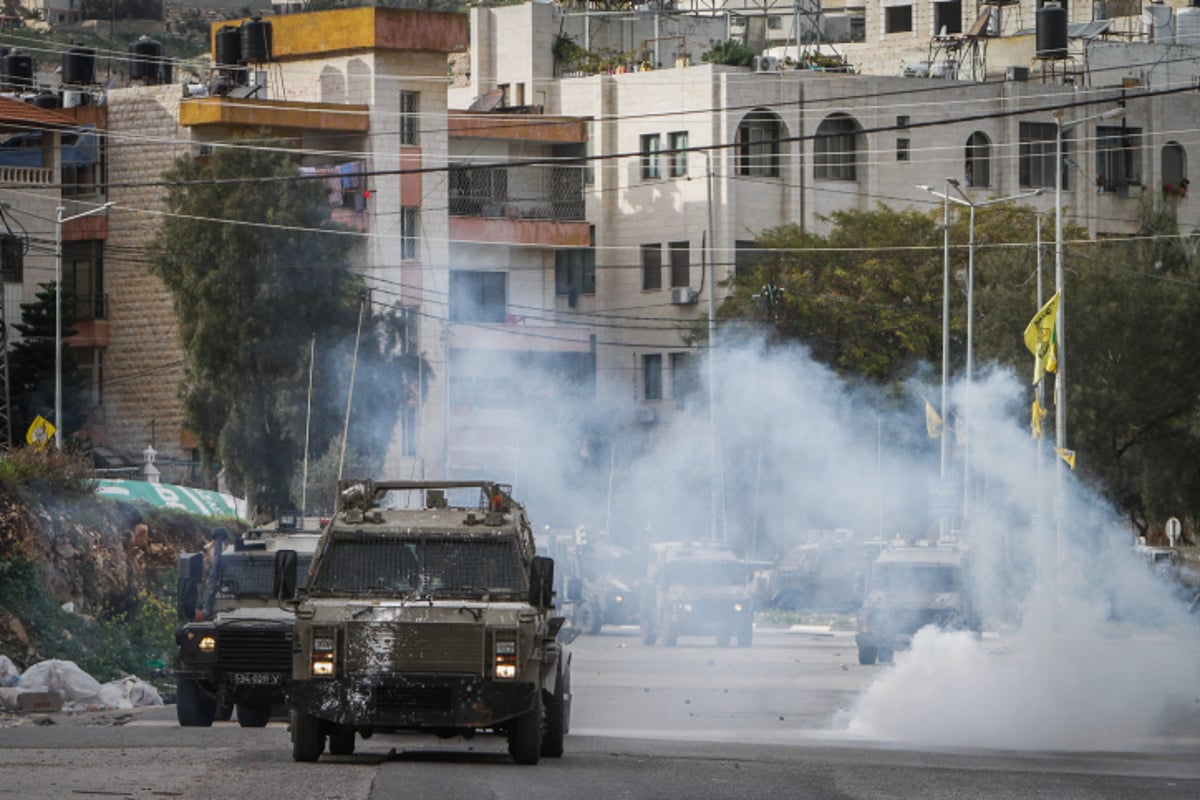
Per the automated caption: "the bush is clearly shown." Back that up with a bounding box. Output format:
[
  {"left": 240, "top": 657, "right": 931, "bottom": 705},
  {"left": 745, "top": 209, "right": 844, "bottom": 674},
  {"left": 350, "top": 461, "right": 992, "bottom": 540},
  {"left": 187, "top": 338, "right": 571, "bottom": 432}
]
[
  {"left": 0, "top": 448, "right": 95, "bottom": 500},
  {"left": 701, "top": 39, "right": 756, "bottom": 67}
]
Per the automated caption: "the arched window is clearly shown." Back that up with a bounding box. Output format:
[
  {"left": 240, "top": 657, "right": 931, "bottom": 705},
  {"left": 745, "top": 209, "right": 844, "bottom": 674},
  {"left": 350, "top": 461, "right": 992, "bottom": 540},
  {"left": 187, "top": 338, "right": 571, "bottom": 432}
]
[
  {"left": 1162, "top": 141, "right": 1188, "bottom": 198},
  {"left": 965, "top": 132, "right": 991, "bottom": 188},
  {"left": 814, "top": 113, "right": 860, "bottom": 181},
  {"left": 736, "top": 109, "right": 784, "bottom": 178}
]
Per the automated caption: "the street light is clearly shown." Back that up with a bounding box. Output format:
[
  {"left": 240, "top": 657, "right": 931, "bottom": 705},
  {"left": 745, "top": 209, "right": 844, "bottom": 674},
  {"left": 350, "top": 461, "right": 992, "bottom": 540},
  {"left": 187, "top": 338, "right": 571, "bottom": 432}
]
[
  {"left": 698, "top": 147, "right": 720, "bottom": 543},
  {"left": 920, "top": 182, "right": 1043, "bottom": 526},
  {"left": 1050, "top": 105, "right": 1126, "bottom": 603},
  {"left": 55, "top": 201, "right": 114, "bottom": 450}
]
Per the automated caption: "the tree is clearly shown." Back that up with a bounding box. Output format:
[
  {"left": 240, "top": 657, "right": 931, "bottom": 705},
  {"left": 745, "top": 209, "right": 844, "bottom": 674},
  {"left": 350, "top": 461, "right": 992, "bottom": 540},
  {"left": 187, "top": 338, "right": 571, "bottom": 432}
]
[
  {"left": 148, "top": 135, "right": 415, "bottom": 515},
  {"left": 720, "top": 206, "right": 948, "bottom": 384},
  {"left": 8, "top": 282, "right": 88, "bottom": 444}
]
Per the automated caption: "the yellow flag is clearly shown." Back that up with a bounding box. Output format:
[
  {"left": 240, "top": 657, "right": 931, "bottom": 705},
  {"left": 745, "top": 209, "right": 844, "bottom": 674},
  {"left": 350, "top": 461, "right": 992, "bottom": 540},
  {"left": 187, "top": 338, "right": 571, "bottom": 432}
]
[
  {"left": 26, "top": 415, "right": 55, "bottom": 450},
  {"left": 1056, "top": 447, "right": 1076, "bottom": 470},
  {"left": 1031, "top": 399, "right": 1047, "bottom": 439},
  {"left": 925, "top": 401, "right": 942, "bottom": 438},
  {"left": 1024, "top": 292, "right": 1060, "bottom": 385}
]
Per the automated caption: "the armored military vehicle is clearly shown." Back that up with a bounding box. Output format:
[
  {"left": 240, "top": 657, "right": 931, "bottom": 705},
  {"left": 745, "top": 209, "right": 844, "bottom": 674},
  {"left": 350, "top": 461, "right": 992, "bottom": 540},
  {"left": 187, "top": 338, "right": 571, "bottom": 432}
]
[
  {"left": 174, "top": 514, "right": 322, "bottom": 727},
  {"left": 639, "top": 542, "right": 755, "bottom": 647},
  {"left": 274, "top": 480, "right": 572, "bottom": 765},
  {"left": 855, "top": 542, "right": 980, "bottom": 665}
]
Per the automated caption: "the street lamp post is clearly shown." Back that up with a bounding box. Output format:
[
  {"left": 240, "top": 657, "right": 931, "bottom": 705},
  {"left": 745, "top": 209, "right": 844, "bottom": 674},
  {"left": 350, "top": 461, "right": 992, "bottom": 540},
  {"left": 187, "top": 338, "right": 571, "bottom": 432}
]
[
  {"left": 919, "top": 183, "right": 1043, "bottom": 526},
  {"left": 698, "top": 147, "right": 720, "bottom": 543},
  {"left": 1050, "top": 105, "right": 1125, "bottom": 603},
  {"left": 54, "top": 201, "right": 114, "bottom": 450}
]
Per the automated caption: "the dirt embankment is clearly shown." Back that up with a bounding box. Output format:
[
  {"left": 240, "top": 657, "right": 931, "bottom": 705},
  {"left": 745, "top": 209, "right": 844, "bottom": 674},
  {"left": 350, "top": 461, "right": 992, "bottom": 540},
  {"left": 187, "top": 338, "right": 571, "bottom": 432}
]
[{"left": 0, "top": 486, "right": 215, "bottom": 667}]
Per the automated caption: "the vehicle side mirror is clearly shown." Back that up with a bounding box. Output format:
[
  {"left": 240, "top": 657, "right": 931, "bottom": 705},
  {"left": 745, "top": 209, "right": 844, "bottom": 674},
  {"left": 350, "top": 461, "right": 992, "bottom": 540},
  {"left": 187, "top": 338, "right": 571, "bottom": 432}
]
[
  {"left": 177, "top": 553, "right": 204, "bottom": 621},
  {"left": 530, "top": 556, "right": 555, "bottom": 608},
  {"left": 274, "top": 549, "right": 298, "bottom": 601},
  {"left": 565, "top": 576, "right": 583, "bottom": 603}
]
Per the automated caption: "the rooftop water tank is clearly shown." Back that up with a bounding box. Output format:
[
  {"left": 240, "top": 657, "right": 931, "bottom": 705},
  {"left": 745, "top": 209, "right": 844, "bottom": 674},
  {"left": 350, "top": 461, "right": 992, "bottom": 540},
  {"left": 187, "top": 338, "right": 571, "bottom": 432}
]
[
  {"left": 240, "top": 17, "right": 273, "bottom": 63},
  {"left": 28, "top": 90, "right": 59, "bottom": 109},
  {"left": 1177, "top": 1, "right": 1200, "bottom": 44},
  {"left": 1143, "top": 4, "right": 1175, "bottom": 45},
  {"left": 129, "top": 36, "right": 164, "bottom": 83},
  {"left": 2, "top": 52, "right": 33, "bottom": 91},
  {"left": 215, "top": 25, "right": 241, "bottom": 67},
  {"left": 62, "top": 45, "right": 96, "bottom": 86},
  {"left": 1036, "top": 3, "right": 1068, "bottom": 59}
]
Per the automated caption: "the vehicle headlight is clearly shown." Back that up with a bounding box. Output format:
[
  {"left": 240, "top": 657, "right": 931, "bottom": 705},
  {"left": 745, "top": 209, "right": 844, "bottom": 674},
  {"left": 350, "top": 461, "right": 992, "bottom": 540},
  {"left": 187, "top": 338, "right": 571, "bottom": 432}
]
[
  {"left": 681, "top": 603, "right": 693, "bottom": 613},
  {"left": 733, "top": 603, "right": 744, "bottom": 613},
  {"left": 311, "top": 628, "right": 336, "bottom": 677},
  {"left": 198, "top": 635, "right": 216, "bottom": 653},
  {"left": 494, "top": 639, "right": 518, "bottom": 680},
  {"left": 613, "top": 594, "right": 623, "bottom": 604}
]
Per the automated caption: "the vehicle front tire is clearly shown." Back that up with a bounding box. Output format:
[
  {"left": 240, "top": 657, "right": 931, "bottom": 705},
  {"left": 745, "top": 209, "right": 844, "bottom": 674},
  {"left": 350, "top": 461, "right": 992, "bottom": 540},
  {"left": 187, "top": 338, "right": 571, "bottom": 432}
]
[
  {"left": 857, "top": 646, "right": 877, "bottom": 665},
  {"left": 577, "top": 601, "right": 603, "bottom": 636},
  {"left": 328, "top": 725, "right": 355, "bottom": 756},
  {"left": 508, "top": 690, "right": 543, "bottom": 765},
  {"left": 292, "top": 708, "right": 325, "bottom": 762},
  {"left": 236, "top": 701, "right": 272, "bottom": 728},
  {"left": 175, "top": 678, "right": 215, "bottom": 727},
  {"left": 737, "top": 624, "right": 753, "bottom": 648},
  {"left": 641, "top": 623, "right": 657, "bottom": 646}
]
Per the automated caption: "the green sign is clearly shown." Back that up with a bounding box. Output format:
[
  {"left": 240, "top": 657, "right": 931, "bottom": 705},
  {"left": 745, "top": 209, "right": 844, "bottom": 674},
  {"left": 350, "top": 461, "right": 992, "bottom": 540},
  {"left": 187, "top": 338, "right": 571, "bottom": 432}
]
[{"left": 94, "top": 479, "right": 245, "bottom": 519}]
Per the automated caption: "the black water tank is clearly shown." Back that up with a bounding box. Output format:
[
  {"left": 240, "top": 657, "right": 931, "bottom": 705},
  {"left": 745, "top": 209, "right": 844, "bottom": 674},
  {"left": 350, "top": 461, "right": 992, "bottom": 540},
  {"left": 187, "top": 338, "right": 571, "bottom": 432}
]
[
  {"left": 28, "top": 91, "right": 59, "bottom": 109},
  {"left": 215, "top": 25, "right": 241, "bottom": 67},
  {"left": 129, "top": 36, "right": 164, "bottom": 82},
  {"left": 3, "top": 53, "right": 33, "bottom": 91},
  {"left": 1036, "top": 2, "right": 1069, "bottom": 59},
  {"left": 63, "top": 45, "right": 96, "bottom": 86},
  {"left": 240, "top": 17, "right": 273, "bottom": 63}
]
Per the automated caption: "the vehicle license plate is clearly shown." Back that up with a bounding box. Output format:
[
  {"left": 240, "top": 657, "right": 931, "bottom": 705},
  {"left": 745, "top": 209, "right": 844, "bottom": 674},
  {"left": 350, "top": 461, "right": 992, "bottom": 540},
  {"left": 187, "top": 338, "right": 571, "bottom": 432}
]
[{"left": 231, "top": 672, "right": 280, "bottom": 685}]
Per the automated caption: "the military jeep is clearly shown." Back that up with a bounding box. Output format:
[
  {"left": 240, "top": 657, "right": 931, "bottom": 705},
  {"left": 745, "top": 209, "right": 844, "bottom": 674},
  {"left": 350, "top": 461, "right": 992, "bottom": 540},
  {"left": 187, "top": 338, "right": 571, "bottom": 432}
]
[
  {"left": 274, "top": 480, "right": 572, "bottom": 765},
  {"left": 639, "top": 542, "right": 755, "bottom": 647}
]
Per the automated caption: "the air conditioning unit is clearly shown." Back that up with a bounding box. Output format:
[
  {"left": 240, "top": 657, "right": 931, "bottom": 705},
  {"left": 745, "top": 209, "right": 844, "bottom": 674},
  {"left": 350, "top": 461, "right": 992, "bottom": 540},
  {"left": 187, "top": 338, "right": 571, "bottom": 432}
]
[
  {"left": 670, "top": 287, "right": 698, "bottom": 305},
  {"left": 755, "top": 55, "right": 780, "bottom": 73}
]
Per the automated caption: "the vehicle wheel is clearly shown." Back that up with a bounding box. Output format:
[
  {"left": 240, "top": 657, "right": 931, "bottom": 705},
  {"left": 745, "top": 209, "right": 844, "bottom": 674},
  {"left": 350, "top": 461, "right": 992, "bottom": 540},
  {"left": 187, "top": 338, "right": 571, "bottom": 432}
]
[
  {"left": 541, "top": 669, "right": 567, "bottom": 758},
  {"left": 577, "top": 602, "right": 603, "bottom": 636},
  {"left": 508, "top": 690, "right": 543, "bottom": 765},
  {"left": 857, "top": 646, "right": 877, "bottom": 665},
  {"left": 328, "top": 725, "right": 355, "bottom": 756},
  {"left": 716, "top": 632, "right": 730, "bottom": 647},
  {"left": 175, "top": 678, "right": 215, "bottom": 727},
  {"left": 641, "top": 623, "right": 657, "bottom": 646},
  {"left": 236, "top": 701, "right": 271, "bottom": 728},
  {"left": 876, "top": 649, "right": 893, "bottom": 664},
  {"left": 737, "top": 625, "right": 753, "bottom": 648},
  {"left": 292, "top": 708, "right": 325, "bottom": 762},
  {"left": 663, "top": 621, "right": 678, "bottom": 647}
]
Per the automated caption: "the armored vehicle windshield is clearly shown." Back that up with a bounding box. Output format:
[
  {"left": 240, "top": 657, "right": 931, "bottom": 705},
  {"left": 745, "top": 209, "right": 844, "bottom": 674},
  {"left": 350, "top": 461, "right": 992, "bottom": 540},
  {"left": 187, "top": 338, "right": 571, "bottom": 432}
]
[
  {"left": 664, "top": 559, "right": 746, "bottom": 587},
  {"left": 869, "top": 562, "right": 959, "bottom": 595}
]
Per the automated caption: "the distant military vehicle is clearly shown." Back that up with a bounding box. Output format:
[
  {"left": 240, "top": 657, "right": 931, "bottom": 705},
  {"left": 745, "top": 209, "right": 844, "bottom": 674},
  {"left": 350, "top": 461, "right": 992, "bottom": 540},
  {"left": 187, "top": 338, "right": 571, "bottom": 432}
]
[
  {"left": 855, "top": 542, "right": 980, "bottom": 665},
  {"left": 572, "top": 535, "right": 642, "bottom": 634},
  {"left": 764, "top": 530, "right": 886, "bottom": 612},
  {"left": 274, "top": 480, "right": 573, "bottom": 765},
  {"left": 174, "top": 513, "right": 323, "bottom": 727},
  {"left": 639, "top": 542, "right": 755, "bottom": 647}
]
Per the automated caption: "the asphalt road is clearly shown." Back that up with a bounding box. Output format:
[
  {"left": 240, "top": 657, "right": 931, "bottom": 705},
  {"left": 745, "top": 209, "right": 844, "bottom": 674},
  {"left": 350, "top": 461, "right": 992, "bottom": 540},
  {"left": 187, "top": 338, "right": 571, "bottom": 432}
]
[{"left": 1, "top": 626, "right": 1197, "bottom": 799}]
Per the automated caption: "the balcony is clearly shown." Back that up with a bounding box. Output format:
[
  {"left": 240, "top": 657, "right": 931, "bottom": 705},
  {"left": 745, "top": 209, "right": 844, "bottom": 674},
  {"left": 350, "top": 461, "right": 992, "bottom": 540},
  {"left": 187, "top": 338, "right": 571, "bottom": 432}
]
[{"left": 449, "top": 164, "right": 584, "bottom": 222}]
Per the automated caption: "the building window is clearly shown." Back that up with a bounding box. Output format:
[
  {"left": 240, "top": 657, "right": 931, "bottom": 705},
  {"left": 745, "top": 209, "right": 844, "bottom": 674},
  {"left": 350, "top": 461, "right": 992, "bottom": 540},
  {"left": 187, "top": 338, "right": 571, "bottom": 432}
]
[
  {"left": 670, "top": 352, "right": 696, "bottom": 403},
  {"left": 63, "top": 241, "right": 104, "bottom": 321},
  {"left": 1096, "top": 125, "right": 1142, "bottom": 194},
  {"left": 1162, "top": 141, "right": 1188, "bottom": 197},
  {"left": 641, "top": 243, "right": 662, "bottom": 290},
  {"left": 641, "top": 133, "right": 661, "bottom": 180},
  {"left": 643, "top": 353, "right": 663, "bottom": 401},
  {"left": 897, "top": 138, "right": 910, "bottom": 161},
  {"left": 75, "top": 346, "right": 103, "bottom": 407},
  {"left": 400, "top": 91, "right": 419, "bottom": 146},
  {"left": 814, "top": 113, "right": 860, "bottom": 181},
  {"left": 735, "top": 239, "right": 766, "bottom": 279},
  {"left": 933, "top": 0, "right": 963, "bottom": 35},
  {"left": 885, "top": 5, "right": 913, "bottom": 33},
  {"left": 401, "top": 207, "right": 419, "bottom": 260},
  {"left": 0, "top": 232, "right": 23, "bottom": 282},
  {"left": 556, "top": 232, "right": 596, "bottom": 306},
  {"left": 586, "top": 121, "right": 595, "bottom": 186},
  {"left": 767, "top": 15, "right": 783, "bottom": 29},
  {"left": 1019, "top": 122, "right": 1067, "bottom": 189},
  {"left": 669, "top": 241, "right": 690, "bottom": 288},
  {"left": 965, "top": 132, "right": 991, "bottom": 187},
  {"left": 450, "top": 270, "right": 506, "bottom": 323},
  {"left": 668, "top": 131, "right": 689, "bottom": 178},
  {"left": 897, "top": 115, "right": 910, "bottom": 128},
  {"left": 736, "top": 110, "right": 783, "bottom": 178}
]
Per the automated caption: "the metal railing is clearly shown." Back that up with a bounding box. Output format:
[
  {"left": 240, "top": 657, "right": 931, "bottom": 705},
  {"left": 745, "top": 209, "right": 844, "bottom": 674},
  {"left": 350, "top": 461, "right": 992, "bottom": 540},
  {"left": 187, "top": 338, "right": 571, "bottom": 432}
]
[{"left": 449, "top": 163, "right": 584, "bottom": 221}]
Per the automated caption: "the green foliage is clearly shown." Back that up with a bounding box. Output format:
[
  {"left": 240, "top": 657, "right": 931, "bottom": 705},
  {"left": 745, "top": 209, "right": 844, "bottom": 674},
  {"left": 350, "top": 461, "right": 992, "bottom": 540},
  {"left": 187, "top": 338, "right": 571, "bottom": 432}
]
[
  {"left": 701, "top": 39, "right": 756, "bottom": 67},
  {"left": 0, "top": 555, "right": 178, "bottom": 681},
  {"left": 7, "top": 283, "right": 88, "bottom": 443},
  {"left": 721, "top": 207, "right": 946, "bottom": 383},
  {"left": 0, "top": 448, "right": 95, "bottom": 502},
  {"left": 148, "top": 133, "right": 424, "bottom": 516}
]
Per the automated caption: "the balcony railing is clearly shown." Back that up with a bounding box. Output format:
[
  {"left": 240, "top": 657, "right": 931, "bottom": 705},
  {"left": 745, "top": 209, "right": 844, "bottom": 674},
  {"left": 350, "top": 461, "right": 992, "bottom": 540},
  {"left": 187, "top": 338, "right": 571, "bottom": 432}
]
[{"left": 449, "top": 163, "right": 584, "bottom": 221}]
